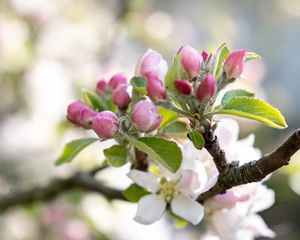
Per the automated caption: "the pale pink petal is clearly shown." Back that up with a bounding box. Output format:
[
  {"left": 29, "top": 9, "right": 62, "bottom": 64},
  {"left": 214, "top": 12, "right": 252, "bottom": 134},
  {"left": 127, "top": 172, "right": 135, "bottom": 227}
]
[
  {"left": 244, "top": 214, "right": 275, "bottom": 238},
  {"left": 214, "top": 118, "right": 239, "bottom": 149},
  {"left": 210, "top": 210, "right": 242, "bottom": 239},
  {"left": 171, "top": 194, "right": 204, "bottom": 225},
  {"left": 127, "top": 170, "right": 159, "bottom": 193},
  {"left": 249, "top": 184, "right": 275, "bottom": 213},
  {"left": 179, "top": 163, "right": 207, "bottom": 199},
  {"left": 134, "top": 194, "right": 166, "bottom": 225}
]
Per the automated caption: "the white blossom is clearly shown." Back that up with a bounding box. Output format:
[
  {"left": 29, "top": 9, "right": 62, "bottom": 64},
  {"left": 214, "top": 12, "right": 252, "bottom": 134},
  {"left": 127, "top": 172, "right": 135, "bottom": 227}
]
[{"left": 127, "top": 156, "right": 207, "bottom": 225}]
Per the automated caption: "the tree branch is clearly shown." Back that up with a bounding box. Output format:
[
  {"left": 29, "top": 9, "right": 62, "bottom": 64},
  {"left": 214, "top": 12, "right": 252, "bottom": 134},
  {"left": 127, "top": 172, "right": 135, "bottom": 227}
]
[
  {"left": 1, "top": 130, "right": 300, "bottom": 211},
  {"left": 0, "top": 171, "right": 126, "bottom": 212},
  {"left": 203, "top": 130, "right": 230, "bottom": 174},
  {"left": 197, "top": 129, "right": 300, "bottom": 202}
]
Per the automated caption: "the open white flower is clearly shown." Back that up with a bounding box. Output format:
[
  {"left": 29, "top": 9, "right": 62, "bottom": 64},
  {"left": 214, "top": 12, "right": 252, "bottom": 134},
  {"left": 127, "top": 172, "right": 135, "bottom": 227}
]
[{"left": 127, "top": 160, "right": 207, "bottom": 225}]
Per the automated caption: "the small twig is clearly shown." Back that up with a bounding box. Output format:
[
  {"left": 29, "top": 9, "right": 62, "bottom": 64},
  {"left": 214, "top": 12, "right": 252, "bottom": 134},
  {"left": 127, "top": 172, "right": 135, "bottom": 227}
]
[
  {"left": 89, "top": 164, "right": 108, "bottom": 176},
  {"left": 0, "top": 171, "right": 125, "bottom": 212},
  {"left": 203, "top": 130, "right": 230, "bottom": 174},
  {"left": 157, "top": 100, "right": 193, "bottom": 118},
  {"left": 132, "top": 148, "right": 149, "bottom": 171}
]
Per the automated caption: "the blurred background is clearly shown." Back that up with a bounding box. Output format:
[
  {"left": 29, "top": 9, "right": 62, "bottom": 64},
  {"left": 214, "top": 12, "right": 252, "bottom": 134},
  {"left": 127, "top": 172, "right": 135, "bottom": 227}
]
[{"left": 0, "top": 0, "right": 300, "bottom": 239}]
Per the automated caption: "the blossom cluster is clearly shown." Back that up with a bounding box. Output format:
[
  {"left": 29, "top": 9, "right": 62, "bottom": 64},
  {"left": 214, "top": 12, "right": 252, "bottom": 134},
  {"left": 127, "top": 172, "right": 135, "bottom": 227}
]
[
  {"left": 65, "top": 44, "right": 275, "bottom": 240},
  {"left": 128, "top": 119, "right": 275, "bottom": 240}
]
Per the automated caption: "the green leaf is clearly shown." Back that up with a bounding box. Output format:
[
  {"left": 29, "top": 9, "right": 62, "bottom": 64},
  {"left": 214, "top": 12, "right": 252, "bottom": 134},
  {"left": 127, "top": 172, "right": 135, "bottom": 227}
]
[
  {"left": 123, "top": 184, "right": 150, "bottom": 202},
  {"left": 215, "top": 97, "right": 287, "bottom": 129},
  {"left": 127, "top": 136, "right": 182, "bottom": 173},
  {"left": 103, "top": 145, "right": 128, "bottom": 167},
  {"left": 187, "top": 131, "right": 205, "bottom": 149},
  {"left": 211, "top": 42, "right": 230, "bottom": 77},
  {"left": 245, "top": 52, "right": 262, "bottom": 62},
  {"left": 55, "top": 138, "right": 98, "bottom": 166},
  {"left": 173, "top": 216, "right": 188, "bottom": 229},
  {"left": 221, "top": 89, "right": 255, "bottom": 106},
  {"left": 82, "top": 90, "right": 107, "bottom": 111},
  {"left": 158, "top": 107, "right": 178, "bottom": 128},
  {"left": 130, "top": 76, "right": 147, "bottom": 95},
  {"left": 161, "top": 121, "right": 188, "bottom": 137},
  {"left": 165, "top": 55, "right": 188, "bottom": 93}
]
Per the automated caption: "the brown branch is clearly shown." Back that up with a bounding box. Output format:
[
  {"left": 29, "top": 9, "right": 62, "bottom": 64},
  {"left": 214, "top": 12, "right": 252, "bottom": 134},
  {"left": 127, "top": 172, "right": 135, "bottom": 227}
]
[
  {"left": 198, "top": 129, "right": 300, "bottom": 202},
  {"left": 0, "top": 172, "right": 126, "bottom": 212},
  {"left": 203, "top": 130, "right": 230, "bottom": 174},
  {"left": 132, "top": 148, "right": 149, "bottom": 171}
]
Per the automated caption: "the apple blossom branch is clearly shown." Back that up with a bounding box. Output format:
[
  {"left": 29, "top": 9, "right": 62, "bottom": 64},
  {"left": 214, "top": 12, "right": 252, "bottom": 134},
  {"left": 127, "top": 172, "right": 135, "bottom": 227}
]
[
  {"left": 197, "top": 128, "right": 300, "bottom": 202},
  {"left": 0, "top": 129, "right": 299, "bottom": 212},
  {"left": 0, "top": 171, "right": 125, "bottom": 212}
]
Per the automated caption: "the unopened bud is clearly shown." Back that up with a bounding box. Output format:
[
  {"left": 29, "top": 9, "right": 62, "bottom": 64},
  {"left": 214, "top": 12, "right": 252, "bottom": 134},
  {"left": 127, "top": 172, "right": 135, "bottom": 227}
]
[
  {"left": 201, "top": 50, "right": 209, "bottom": 63},
  {"left": 92, "top": 111, "right": 119, "bottom": 139},
  {"left": 178, "top": 45, "right": 203, "bottom": 78},
  {"left": 108, "top": 73, "right": 127, "bottom": 89},
  {"left": 96, "top": 78, "right": 108, "bottom": 95},
  {"left": 224, "top": 49, "right": 246, "bottom": 78},
  {"left": 146, "top": 74, "right": 166, "bottom": 102},
  {"left": 131, "top": 100, "right": 162, "bottom": 133},
  {"left": 174, "top": 80, "right": 192, "bottom": 95},
  {"left": 195, "top": 73, "right": 216, "bottom": 101},
  {"left": 135, "top": 49, "right": 168, "bottom": 82},
  {"left": 66, "top": 100, "right": 96, "bottom": 129},
  {"left": 112, "top": 84, "right": 131, "bottom": 109}
]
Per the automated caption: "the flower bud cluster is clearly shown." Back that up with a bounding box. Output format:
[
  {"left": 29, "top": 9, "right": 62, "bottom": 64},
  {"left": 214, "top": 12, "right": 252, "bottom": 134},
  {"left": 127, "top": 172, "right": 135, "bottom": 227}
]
[
  {"left": 96, "top": 73, "right": 131, "bottom": 109},
  {"left": 135, "top": 49, "right": 168, "bottom": 102},
  {"left": 172, "top": 45, "right": 217, "bottom": 101},
  {"left": 173, "top": 45, "right": 247, "bottom": 103},
  {"left": 67, "top": 101, "right": 119, "bottom": 139},
  {"left": 66, "top": 45, "right": 247, "bottom": 138}
]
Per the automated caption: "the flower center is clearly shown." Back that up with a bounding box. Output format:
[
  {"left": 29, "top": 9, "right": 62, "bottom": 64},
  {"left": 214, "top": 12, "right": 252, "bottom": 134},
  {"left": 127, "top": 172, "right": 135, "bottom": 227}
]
[{"left": 158, "top": 179, "right": 179, "bottom": 203}]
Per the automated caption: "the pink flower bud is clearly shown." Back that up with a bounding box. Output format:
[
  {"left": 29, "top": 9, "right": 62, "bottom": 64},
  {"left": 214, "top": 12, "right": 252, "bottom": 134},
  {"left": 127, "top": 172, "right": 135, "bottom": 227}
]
[
  {"left": 66, "top": 100, "right": 96, "bottom": 129},
  {"left": 178, "top": 45, "right": 203, "bottom": 77},
  {"left": 174, "top": 79, "right": 192, "bottom": 95},
  {"left": 131, "top": 100, "right": 162, "bottom": 133},
  {"left": 92, "top": 111, "right": 119, "bottom": 139},
  {"left": 108, "top": 73, "right": 127, "bottom": 89},
  {"left": 201, "top": 50, "right": 209, "bottom": 63},
  {"left": 224, "top": 49, "right": 246, "bottom": 78},
  {"left": 112, "top": 83, "right": 131, "bottom": 108},
  {"left": 96, "top": 78, "right": 108, "bottom": 95},
  {"left": 135, "top": 49, "right": 168, "bottom": 81},
  {"left": 146, "top": 74, "right": 166, "bottom": 102},
  {"left": 195, "top": 73, "right": 216, "bottom": 101}
]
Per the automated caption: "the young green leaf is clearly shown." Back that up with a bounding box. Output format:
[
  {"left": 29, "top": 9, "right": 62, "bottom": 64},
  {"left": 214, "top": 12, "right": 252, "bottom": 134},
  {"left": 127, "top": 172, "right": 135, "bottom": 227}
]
[
  {"left": 123, "top": 184, "right": 150, "bottom": 202},
  {"left": 55, "top": 138, "right": 98, "bottom": 166},
  {"left": 221, "top": 89, "right": 254, "bottom": 106},
  {"left": 211, "top": 42, "right": 230, "bottom": 77},
  {"left": 187, "top": 131, "right": 205, "bottom": 149},
  {"left": 165, "top": 55, "right": 188, "bottom": 93},
  {"left": 127, "top": 136, "right": 182, "bottom": 173},
  {"left": 82, "top": 89, "right": 107, "bottom": 111},
  {"left": 130, "top": 76, "right": 147, "bottom": 95},
  {"left": 245, "top": 52, "right": 262, "bottom": 62},
  {"left": 160, "top": 121, "right": 188, "bottom": 137},
  {"left": 215, "top": 97, "right": 287, "bottom": 129},
  {"left": 103, "top": 145, "right": 128, "bottom": 167},
  {"left": 158, "top": 107, "right": 178, "bottom": 128}
]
